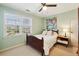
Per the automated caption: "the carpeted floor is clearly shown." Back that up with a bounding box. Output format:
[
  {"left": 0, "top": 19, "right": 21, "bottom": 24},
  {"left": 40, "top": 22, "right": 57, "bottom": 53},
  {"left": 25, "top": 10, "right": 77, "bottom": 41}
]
[
  {"left": 49, "top": 45, "right": 78, "bottom": 56},
  {"left": 0, "top": 45, "right": 78, "bottom": 56}
]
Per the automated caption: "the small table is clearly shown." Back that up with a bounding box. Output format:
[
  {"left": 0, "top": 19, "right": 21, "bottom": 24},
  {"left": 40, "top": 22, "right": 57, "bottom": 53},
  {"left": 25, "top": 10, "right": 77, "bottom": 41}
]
[{"left": 56, "top": 35, "right": 69, "bottom": 47}]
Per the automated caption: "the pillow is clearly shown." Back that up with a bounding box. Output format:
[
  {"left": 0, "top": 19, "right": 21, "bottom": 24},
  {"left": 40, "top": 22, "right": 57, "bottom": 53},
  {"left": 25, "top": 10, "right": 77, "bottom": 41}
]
[
  {"left": 47, "top": 31, "right": 53, "bottom": 35},
  {"left": 53, "top": 32, "right": 57, "bottom": 35},
  {"left": 42, "top": 30, "right": 47, "bottom": 35},
  {"left": 53, "top": 32, "right": 58, "bottom": 38}
]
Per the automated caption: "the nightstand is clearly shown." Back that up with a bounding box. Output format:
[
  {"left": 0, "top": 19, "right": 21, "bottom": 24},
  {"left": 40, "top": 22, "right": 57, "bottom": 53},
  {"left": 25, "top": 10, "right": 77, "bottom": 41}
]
[{"left": 56, "top": 35, "right": 69, "bottom": 47}]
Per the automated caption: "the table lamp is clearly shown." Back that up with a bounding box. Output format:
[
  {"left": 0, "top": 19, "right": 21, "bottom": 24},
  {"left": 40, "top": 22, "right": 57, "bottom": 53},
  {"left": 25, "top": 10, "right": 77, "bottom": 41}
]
[{"left": 63, "top": 28, "right": 69, "bottom": 37}]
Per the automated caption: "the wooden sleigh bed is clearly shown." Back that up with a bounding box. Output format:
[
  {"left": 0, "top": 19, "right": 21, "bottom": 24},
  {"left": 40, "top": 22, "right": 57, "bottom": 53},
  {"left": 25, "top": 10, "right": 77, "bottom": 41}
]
[
  {"left": 26, "top": 35, "right": 44, "bottom": 56},
  {"left": 26, "top": 30, "right": 58, "bottom": 56}
]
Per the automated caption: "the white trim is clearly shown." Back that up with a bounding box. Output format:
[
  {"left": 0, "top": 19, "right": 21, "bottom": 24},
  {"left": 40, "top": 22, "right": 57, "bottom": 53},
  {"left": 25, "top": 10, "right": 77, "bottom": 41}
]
[{"left": 0, "top": 42, "right": 25, "bottom": 53}]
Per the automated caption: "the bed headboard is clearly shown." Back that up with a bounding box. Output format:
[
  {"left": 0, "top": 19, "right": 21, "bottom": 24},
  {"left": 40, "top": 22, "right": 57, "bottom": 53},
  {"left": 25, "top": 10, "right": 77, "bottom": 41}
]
[
  {"left": 52, "top": 30, "right": 59, "bottom": 34},
  {"left": 47, "top": 30, "right": 59, "bottom": 34}
]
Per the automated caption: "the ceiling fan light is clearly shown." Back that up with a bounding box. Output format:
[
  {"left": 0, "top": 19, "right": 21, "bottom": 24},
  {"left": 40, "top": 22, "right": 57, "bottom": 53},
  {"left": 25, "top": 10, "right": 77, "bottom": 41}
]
[{"left": 43, "top": 6, "right": 47, "bottom": 10}]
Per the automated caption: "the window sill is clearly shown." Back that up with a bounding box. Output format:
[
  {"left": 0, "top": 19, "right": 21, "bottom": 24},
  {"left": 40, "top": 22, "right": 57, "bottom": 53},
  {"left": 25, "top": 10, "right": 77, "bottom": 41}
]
[{"left": 3, "top": 33, "right": 26, "bottom": 39}]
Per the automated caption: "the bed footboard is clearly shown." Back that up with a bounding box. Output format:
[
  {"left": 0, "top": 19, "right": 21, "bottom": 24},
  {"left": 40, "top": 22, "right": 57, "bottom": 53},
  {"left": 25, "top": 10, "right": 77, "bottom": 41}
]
[{"left": 26, "top": 35, "right": 44, "bottom": 56}]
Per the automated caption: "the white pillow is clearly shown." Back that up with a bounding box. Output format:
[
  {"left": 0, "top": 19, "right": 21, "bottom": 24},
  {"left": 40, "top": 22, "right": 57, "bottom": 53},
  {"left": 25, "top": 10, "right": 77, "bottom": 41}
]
[
  {"left": 53, "top": 32, "right": 57, "bottom": 35},
  {"left": 47, "top": 31, "right": 53, "bottom": 35},
  {"left": 42, "top": 31, "right": 47, "bottom": 35}
]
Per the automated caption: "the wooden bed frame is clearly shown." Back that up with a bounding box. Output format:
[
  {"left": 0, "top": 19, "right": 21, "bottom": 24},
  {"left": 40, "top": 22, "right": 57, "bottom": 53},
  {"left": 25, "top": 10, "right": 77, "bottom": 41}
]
[
  {"left": 26, "top": 30, "right": 58, "bottom": 56},
  {"left": 26, "top": 35, "right": 44, "bottom": 56}
]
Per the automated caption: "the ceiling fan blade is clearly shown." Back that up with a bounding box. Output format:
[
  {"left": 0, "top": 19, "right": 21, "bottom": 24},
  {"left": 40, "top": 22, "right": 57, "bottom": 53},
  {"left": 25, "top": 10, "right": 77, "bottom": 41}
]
[
  {"left": 46, "top": 4, "right": 57, "bottom": 7},
  {"left": 39, "top": 7, "right": 43, "bottom": 12},
  {"left": 41, "top": 3, "right": 46, "bottom": 6}
]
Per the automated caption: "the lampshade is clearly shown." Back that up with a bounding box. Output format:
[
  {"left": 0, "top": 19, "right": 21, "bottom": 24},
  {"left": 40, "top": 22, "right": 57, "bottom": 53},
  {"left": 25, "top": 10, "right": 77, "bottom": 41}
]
[
  {"left": 62, "top": 27, "right": 71, "bottom": 37},
  {"left": 63, "top": 28, "right": 69, "bottom": 32}
]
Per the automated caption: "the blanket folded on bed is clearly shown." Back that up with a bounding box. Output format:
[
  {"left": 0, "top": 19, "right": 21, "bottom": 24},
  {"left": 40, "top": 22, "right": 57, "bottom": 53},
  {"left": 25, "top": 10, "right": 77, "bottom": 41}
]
[{"left": 43, "top": 35, "right": 57, "bottom": 55}]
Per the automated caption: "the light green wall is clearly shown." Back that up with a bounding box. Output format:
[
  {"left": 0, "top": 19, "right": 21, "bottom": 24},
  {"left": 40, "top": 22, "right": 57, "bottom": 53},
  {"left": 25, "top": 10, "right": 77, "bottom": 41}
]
[
  {"left": 44, "top": 9, "right": 78, "bottom": 47},
  {"left": 0, "top": 6, "right": 4, "bottom": 50},
  {"left": 56, "top": 9, "right": 78, "bottom": 47},
  {"left": 0, "top": 5, "right": 44, "bottom": 50}
]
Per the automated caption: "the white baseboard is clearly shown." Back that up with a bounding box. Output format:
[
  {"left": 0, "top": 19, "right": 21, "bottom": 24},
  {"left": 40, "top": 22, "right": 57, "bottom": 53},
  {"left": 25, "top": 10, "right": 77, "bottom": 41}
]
[{"left": 0, "top": 42, "right": 25, "bottom": 53}]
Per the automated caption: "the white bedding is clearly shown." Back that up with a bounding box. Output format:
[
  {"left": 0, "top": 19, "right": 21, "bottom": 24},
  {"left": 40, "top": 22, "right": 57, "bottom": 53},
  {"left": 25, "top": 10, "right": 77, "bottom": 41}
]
[
  {"left": 34, "top": 33, "right": 58, "bottom": 55},
  {"left": 33, "top": 34, "right": 44, "bottom": 40}
]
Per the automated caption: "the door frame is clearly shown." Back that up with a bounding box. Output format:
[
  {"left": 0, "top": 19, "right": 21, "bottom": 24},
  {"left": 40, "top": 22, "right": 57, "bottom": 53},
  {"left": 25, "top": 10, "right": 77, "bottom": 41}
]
[{"left": 77, "top": 8, "right": 79, "bottom": 56}]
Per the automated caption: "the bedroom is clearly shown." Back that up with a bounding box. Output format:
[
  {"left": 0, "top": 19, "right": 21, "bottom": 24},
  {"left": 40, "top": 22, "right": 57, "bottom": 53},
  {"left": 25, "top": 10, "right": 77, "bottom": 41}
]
[{"left": 0, "top": 3, "right": 78, "bottom": 56}]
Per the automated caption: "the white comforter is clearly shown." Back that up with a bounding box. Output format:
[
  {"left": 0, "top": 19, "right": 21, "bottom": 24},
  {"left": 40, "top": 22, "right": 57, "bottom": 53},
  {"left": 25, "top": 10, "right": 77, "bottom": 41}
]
[{"left": 34, "top": 33, "right": 58, "bottom": 55}]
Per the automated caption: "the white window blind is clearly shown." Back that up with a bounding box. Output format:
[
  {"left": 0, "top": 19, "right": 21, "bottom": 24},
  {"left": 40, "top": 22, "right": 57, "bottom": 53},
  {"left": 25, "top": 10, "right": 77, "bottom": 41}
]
[{"left": 4, "top": 13, "right": 32, "bottom": 36}]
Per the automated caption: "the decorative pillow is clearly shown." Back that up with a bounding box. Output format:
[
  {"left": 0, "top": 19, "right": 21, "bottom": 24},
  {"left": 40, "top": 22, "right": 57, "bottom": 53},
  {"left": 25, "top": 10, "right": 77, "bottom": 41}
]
[
  {"left": 53, "top": 32, "right": 58, "bottom": 38},
  {"left": 47, "top": 31, "right": 53, "bottom": 35},
  {"left": 42, "top": 31, "right": 47, "bottom": 35},
  {"left": 53, "top": 32, "right": 57, "bottom": 35}
]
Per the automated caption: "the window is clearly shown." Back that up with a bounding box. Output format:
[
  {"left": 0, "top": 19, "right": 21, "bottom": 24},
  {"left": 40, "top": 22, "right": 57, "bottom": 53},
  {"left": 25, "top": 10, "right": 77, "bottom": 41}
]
[
  {"left": 4, "top": 13, "right": 32, "bottom": 36},
  {"left": 22, "top": 17, "right": 32, "bottom": 33},
  {"left": 7, "top": 25, "right": 19, "bottom": 36}
]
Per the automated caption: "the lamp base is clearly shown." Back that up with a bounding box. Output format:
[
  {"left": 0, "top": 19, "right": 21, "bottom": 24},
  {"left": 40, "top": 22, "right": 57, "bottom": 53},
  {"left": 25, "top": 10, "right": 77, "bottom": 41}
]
[{"left": 64, "top": 33, "right": 67, "bottom": 37}]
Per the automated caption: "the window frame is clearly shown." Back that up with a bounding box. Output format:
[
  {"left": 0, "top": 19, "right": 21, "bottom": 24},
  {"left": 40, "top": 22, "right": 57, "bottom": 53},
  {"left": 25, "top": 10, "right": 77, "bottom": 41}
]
[{"left": 3, "top": 13, "right": 32, "bottom": 37}]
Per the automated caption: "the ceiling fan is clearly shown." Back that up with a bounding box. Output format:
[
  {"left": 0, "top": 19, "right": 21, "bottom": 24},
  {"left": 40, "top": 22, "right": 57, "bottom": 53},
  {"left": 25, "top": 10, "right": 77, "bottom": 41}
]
[{"left": 39, "top": 3, "right": 57, "bottom": 12}]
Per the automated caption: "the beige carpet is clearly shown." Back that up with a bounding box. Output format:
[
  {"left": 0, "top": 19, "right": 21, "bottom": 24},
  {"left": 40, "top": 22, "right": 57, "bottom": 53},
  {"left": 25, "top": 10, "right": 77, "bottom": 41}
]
[
  {"left": 49, "top": 45, "right": 78, "bottom": 56},
  {"left": 0, "top": 45, "right": 41, "bottom": 56},
  {"left": 0, "top": 45, "right": 78, "bottom": 56}
]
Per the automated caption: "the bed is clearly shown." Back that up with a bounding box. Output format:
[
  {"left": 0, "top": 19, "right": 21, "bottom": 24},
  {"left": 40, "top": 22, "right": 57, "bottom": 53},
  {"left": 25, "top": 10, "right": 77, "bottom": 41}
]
[{"left": 26, "top": 30, "right": 58, "bottom": 56}]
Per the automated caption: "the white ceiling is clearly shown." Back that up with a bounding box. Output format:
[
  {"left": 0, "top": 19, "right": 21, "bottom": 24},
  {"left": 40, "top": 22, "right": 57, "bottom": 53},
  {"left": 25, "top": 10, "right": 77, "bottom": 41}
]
[{"left": 1, "top": 3, "right": 79, "bottom": 17}]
